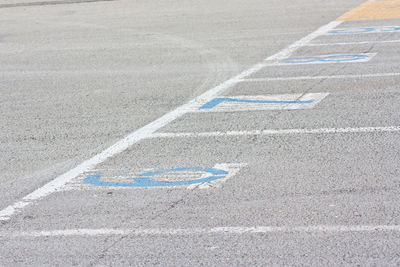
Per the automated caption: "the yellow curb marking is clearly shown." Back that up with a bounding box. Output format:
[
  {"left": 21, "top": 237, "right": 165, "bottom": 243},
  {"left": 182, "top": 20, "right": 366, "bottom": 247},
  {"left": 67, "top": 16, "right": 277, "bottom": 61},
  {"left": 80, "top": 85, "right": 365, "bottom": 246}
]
[{"left": 337, "top": 0, "right": 400, "bottom": 21}]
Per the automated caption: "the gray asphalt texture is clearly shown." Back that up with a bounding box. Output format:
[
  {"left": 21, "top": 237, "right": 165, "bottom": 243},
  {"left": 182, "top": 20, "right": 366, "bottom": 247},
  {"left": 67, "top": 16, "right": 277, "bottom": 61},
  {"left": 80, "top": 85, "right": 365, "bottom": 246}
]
[{"left": 1, "top": 0, "right": 400, "bottom": 265}]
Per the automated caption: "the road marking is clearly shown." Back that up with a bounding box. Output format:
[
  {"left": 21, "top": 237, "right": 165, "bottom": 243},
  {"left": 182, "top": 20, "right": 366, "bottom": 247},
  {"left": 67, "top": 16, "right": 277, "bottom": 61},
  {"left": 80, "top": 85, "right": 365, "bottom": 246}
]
[
  {"left": 279, "top": 53, "right": 375, "bottom": 65},
  {"left": 151, "top": 126, "right": 400, "bottom": 139},
  {"left": 337, "top": 0, "right": 400, "bottom": 21},
  {"left": 261, "top": 21, "right": 342, "bottom": 62},
  {"left": 327, "top": 26, "right": 400, "bottom": 34},
  {"left": 3, "top": 225, "right": 400, "bottom": 238},
  {"left": 68, "top": 163, "right": 244, "bottom": 189},
  {"left": 241, "top": 73, "right": 400, "bottom": 82},
  {"left": 192, "top": 93, "right": 328, "bottom": 112},
  {"left": 0, "top": 19, "right": 343, "bottom": 221},
  {"left": 306, "top": 40, "right": 400, "bottom": 47},
  {"left": 84, "top": 168, "right": 227, "bottom": 187}
]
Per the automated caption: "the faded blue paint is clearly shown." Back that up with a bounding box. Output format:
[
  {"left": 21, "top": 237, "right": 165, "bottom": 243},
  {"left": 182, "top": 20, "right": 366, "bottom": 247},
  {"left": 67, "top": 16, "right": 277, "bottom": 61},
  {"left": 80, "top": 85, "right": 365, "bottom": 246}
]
[
  {"left": 83, "top": 167, "right": 228, "bottom": 187},
  {"left": 329, "top": 26, "right": 400, "bottom": 34},
  {"left": 283, "top": 54, "right": 369, "bottom": 64},
  {"left": 329, "top": 27, "right": 376, "bottom": 34},
  {"left": 199, "top": 97, "right": 313, "bottom": 109},
  {"left": 381, "top": 26, "right": 400, "bottom": 32}
]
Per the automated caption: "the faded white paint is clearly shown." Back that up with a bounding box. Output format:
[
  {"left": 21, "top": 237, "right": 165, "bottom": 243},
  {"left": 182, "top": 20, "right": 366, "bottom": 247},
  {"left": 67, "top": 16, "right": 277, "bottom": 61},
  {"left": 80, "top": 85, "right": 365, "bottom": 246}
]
[
  {"left": 3, "top": 224, "right": 400, "bottom": 238},
  {"left": 241, "top": 72, "right": 400, "bottom": 82},
  {"left": 151, "top": 126, "right": 400, "bottom": 138}
]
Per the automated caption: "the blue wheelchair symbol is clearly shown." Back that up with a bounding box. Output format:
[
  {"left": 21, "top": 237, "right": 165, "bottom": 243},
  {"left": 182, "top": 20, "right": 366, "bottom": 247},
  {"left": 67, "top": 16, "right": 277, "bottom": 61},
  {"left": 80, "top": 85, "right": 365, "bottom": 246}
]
[
  {"left": 329, "top": 26, "right": 400, "bottom": 34},
  {"left": 83, "top": 167, "right": 228, "bottom": 187},
  {"left": 199, "top": 97, "right": 312, "bottom": 109},
  {"left": 282, "top": 54, "right": 369, "bottom": 64},
  {"left": 329, "top": 27, "right": 376, "bottom": 34}
]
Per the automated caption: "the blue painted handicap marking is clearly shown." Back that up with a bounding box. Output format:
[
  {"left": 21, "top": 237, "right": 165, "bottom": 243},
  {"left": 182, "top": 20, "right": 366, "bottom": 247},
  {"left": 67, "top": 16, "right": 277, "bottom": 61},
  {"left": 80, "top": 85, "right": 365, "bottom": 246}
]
[
  {"left": 282, "top": 53, "right": 375, "bottom": 64},
  {"left": 199, "top": 97, "right": 312, "bottom": 110},
  {"left": 328, "top": 26, "right": 400, "bottom": 35},
  {"left": 80, "top": 164, "right": 245, "bottom": 189},
  {"left": 194, "top": 93, "right": 329, "bottom": 112},
  {"left": 84, "top": 167, "right": 226, "bottom": 187}
]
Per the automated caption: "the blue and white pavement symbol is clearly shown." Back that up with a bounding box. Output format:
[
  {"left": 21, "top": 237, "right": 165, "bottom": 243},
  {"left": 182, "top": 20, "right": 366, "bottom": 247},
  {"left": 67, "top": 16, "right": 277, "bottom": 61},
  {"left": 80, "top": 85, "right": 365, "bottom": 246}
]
[
  {"left": 328, "top": 26, "right": 400, "bottom": 35},
  {"left": 83, "top": 167, "right": 230, "bottom": 188},
  {"left": 199, "top": 97, "right": 312, "bottom": 109},
  {"left": 194, "top": 93, "right": 329, "bottom": 112},
  {"left": 282, "top": 53, "right": 374, "bottom": 64}
]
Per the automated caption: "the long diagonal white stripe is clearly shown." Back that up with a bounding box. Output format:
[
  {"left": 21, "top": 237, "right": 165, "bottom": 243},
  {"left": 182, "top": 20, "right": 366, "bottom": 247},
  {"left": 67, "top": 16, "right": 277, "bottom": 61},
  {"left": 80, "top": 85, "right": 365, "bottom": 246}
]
[{"left": 0, "top": 20, "right": 342, "bottom": 221}]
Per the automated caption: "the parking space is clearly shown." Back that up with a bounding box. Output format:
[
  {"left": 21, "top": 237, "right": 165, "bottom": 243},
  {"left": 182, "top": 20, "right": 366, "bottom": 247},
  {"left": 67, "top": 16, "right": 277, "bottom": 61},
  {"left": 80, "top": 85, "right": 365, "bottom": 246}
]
[
  {"left": 1, "top": 0, "right": 400, "bottom": 265},
  {"left": 230, "top": 74, "right": 400, "bottom": 94},
  {"left": 2, "top": 130, "right": 398, "bottom": 229},
  {"left": 310, "top": 21, "right": 400, "bottom": 44}
]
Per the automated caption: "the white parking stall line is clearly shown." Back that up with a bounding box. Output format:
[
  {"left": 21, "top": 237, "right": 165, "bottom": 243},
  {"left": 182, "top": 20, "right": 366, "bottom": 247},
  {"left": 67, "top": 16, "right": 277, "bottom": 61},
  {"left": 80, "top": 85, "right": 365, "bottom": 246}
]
[
  {"left": 262, "top": 21, "right": 342, "bottom": 62},
  {"left": 240, "top": 72, "right": 400, "bottom": 82},
  {"left": 306, "top": 39, "right": 400, "bottom": 47},
  {"left": 0, "top": 20, "right": 343, "bottom": 221},
  {"left": 2, "top": 224, "right": 400, "bottom": 238},
  {"left": 151, "top": 126, "right": 400, "bottom": 139}
]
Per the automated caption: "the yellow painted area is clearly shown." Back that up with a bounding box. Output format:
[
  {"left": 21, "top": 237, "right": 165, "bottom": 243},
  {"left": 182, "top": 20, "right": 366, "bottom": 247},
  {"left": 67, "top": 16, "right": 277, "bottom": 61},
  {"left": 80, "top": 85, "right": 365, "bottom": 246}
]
[{"left": 337, "top": 0, "right": 400, "bottom": 21}]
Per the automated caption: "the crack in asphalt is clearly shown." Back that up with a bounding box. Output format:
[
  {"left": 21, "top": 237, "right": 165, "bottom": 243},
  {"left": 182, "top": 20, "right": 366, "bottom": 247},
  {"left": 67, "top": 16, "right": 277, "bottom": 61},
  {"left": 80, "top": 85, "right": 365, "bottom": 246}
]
[
  {"left": 87, "top": 184, "right": 201, "bottom": 266},
  {"left": 86, "top": 30, "right": 391, "bottom": 266}
]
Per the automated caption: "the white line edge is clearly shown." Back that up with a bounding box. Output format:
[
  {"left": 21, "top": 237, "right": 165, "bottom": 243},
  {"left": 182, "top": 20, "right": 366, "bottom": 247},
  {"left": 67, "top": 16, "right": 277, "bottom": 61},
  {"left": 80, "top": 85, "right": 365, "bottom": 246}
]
[
  {"left": 240, "top": 72, "right": 400, "bottom": 82},
  {"left": 2, "top": 224, "right": 400, "bottom": 238},
  {"left": 151, "top": 126, "right": 400, "bottom": 138},
  {"left": 306, "top": 39, "right": 400, "bottom": 47}
]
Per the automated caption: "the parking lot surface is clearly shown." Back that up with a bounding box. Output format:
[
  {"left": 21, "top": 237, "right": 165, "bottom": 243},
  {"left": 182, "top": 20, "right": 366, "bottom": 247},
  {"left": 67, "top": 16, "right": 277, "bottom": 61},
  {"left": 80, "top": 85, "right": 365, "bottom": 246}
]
[{"left": 1, "top": 0, "right": 400, "bottom": 265}]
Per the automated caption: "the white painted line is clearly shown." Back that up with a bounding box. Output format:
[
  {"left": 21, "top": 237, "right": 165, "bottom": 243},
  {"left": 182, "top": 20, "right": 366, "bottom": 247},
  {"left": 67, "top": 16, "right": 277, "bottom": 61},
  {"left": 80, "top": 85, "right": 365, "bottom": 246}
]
[
  {"left": 241, "top": 73, "right": 400, "bottom": 82},
  {"left": 151, "top": 126, "right": 400, "bottom": 138},
  {"left": 263, "top": 21, "right": 342, "bottom": 62},
  {"left": 306, "top": 39, "right": 400, "bottom": 47},
  {"left": 190, "top": 93, "right": 329, "bottom": 112},
  {"left": 188, "top": 163, "right": 246, "bottom": 189},
  {"left": 3, "top": 224, "right": 400, "bottom": 238},
  {"left": 0, "top": 20, "right": 342, "bottom": 221}
]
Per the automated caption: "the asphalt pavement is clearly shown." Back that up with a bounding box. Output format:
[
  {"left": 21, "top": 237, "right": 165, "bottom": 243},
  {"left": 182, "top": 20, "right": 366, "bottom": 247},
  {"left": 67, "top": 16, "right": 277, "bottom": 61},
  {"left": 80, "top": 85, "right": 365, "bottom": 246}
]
[{"left": 1, "top": 0, "right": 400, "bottom": 265}]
